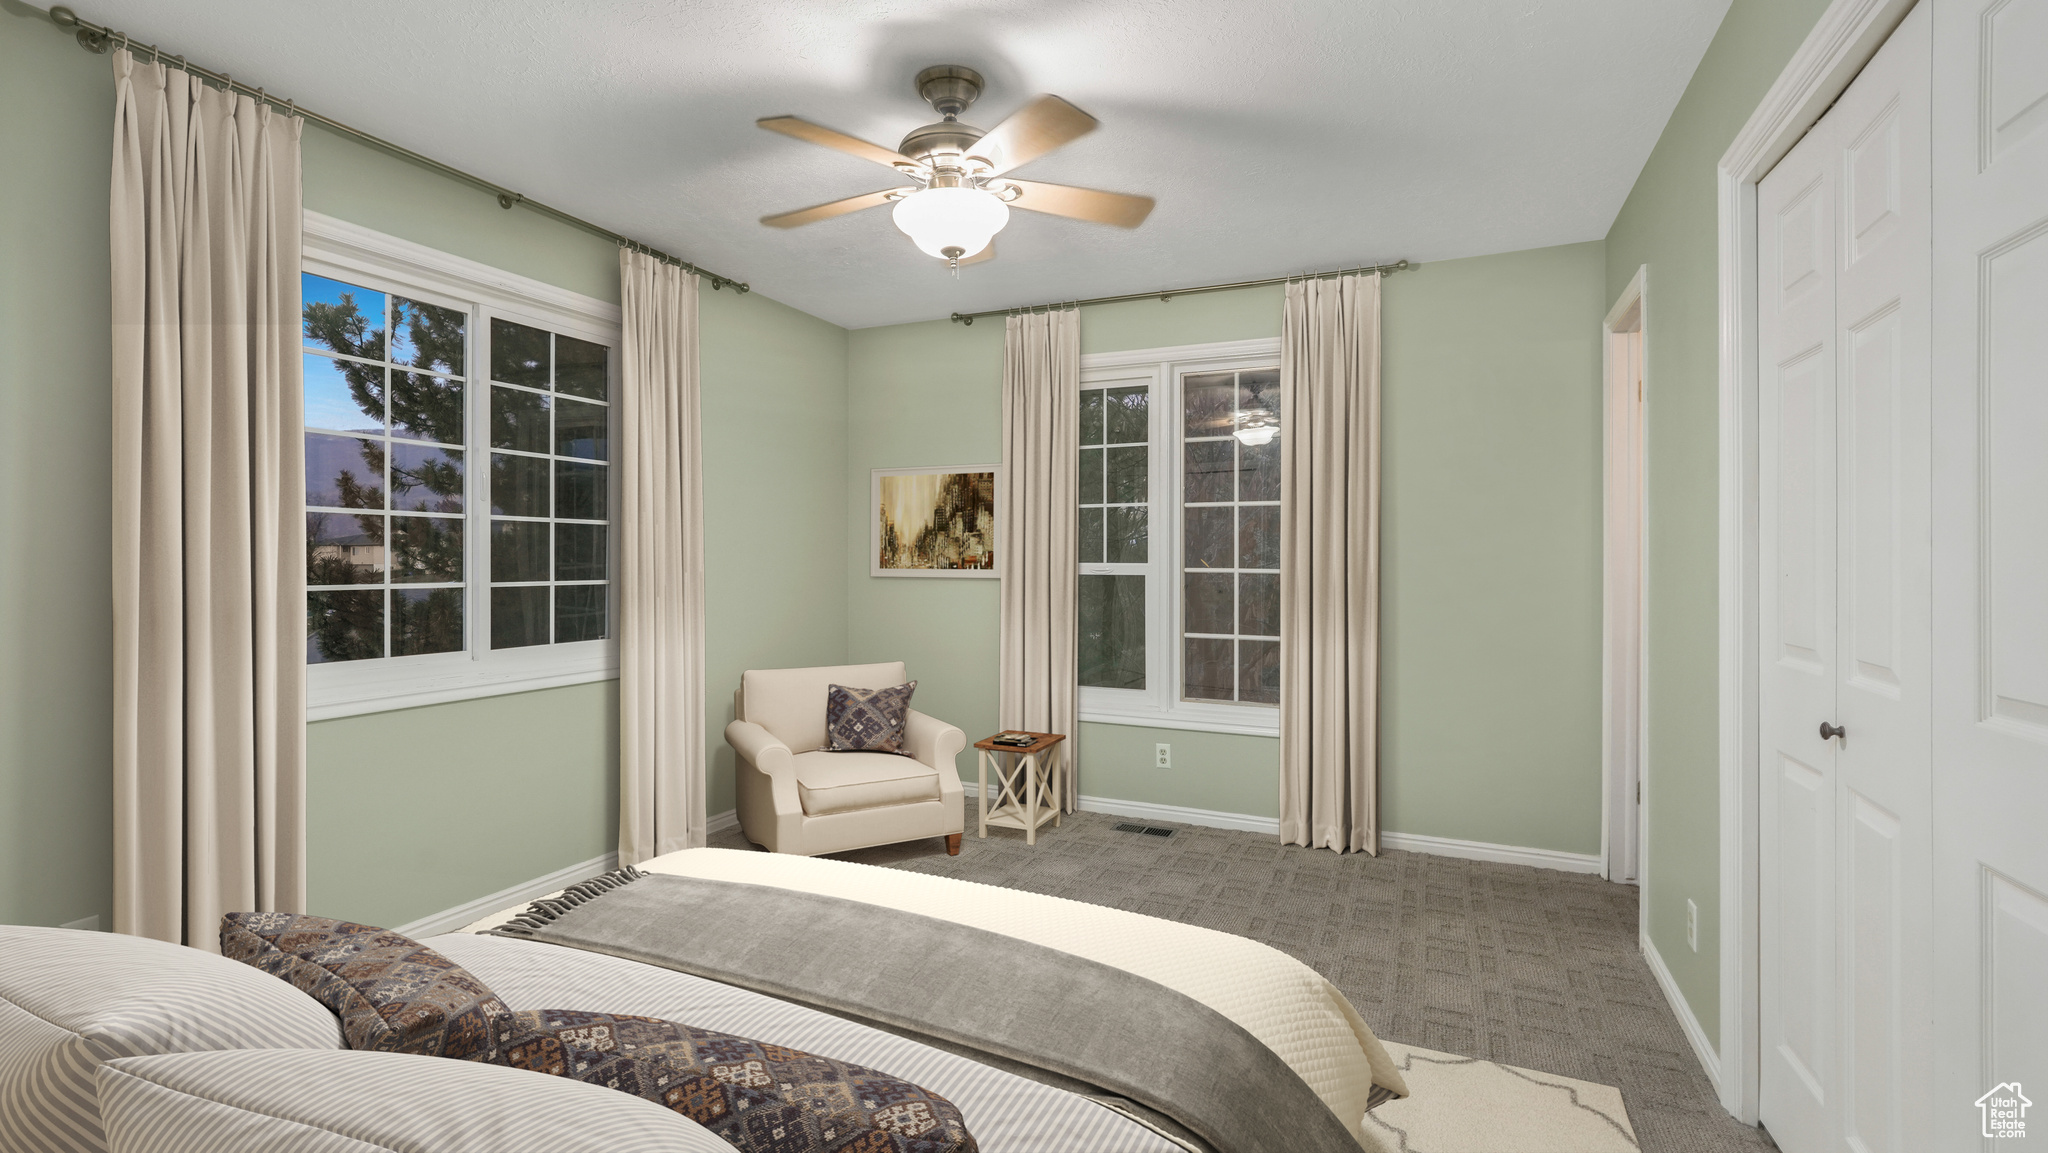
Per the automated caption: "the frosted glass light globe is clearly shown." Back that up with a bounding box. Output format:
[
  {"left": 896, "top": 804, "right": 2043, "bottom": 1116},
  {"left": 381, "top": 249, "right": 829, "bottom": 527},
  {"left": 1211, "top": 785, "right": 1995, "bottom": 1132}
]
[{"left": 892, "top": 187, "right": 1010, "bottom": 259}]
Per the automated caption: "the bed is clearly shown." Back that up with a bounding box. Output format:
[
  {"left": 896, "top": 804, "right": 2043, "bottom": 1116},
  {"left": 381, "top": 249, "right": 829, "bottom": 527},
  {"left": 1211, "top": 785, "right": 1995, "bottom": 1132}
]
[{"left": 448, "top": 847, "right": 1409, "bottom": 1153}]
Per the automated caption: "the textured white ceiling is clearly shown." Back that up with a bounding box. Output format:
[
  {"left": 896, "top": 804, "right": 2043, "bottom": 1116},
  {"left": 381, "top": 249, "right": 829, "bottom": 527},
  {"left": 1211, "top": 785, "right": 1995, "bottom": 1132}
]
[{"left": 83, "top": 0, "right": 1730, "bottom": 328}]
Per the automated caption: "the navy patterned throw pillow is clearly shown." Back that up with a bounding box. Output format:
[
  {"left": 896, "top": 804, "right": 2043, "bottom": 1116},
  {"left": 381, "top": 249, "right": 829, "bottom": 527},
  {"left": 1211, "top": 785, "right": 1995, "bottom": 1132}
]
[
  {"left": 497, "top": 1008, "right": 979, "bottom": 1153},
  {"left": 822, "top": 680, "right": 918, "bottom": 754}
]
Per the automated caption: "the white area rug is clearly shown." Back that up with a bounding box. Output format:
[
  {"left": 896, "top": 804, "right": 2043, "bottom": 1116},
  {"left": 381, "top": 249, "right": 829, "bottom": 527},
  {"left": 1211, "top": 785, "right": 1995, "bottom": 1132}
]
[{"left": 1360, "top": 1041, "right": 1638, "bottom": 1152}]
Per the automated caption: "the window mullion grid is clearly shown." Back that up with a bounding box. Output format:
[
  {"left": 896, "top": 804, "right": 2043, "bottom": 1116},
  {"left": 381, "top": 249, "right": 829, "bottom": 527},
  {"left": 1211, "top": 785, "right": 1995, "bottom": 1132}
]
[
  {"left": 380, "top": 294, "right": 394, "bottom": 659},
  {"left": 1153, "top": 369, "right": 1175, "bottom": 714},
  {"left": 545, "top": 330, "right": 557, "bottom": 641},
  {"left": 467, "top": 304, "right": 491, "bottom": 662}
]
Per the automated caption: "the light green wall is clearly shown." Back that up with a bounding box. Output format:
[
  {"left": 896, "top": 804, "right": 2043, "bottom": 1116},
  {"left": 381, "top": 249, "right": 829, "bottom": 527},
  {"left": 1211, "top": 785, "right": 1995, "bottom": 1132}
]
[
  {"left": 1380, "top": 242, "right": 1607, "bottom": 850},
  {"left": 1602, "top": 0, "right": 1835, "bottom": 1047},
  {"left": 700, "top": 288, "right": 850, "bottom": 813},
  {"left": 0, "top": 7, "right": 117, "bottom": 931},
  {"left": 846, "top": 242, "right": 1608, "bottom": 854},
  {"left": 0, "top": 4, "right": 848, "bottom": 931},
  {"left": 305, "top": 682, "right": 618, "bottom": 925}
]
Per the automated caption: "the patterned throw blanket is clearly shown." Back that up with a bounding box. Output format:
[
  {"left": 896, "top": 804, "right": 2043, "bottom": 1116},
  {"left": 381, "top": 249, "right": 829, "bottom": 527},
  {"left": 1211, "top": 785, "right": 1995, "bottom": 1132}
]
[{"left": 491, "top": 869, "right": 1367, "bottom": 1153}]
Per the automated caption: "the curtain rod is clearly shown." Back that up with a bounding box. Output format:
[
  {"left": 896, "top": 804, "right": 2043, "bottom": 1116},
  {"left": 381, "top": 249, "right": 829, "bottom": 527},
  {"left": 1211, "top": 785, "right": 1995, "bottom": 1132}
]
[
  {"left": 43, "top": 4, "right": 751, "bottom": 295},
  {"left": 946, "top": 259, "right": 1414, "bottom": 325}
]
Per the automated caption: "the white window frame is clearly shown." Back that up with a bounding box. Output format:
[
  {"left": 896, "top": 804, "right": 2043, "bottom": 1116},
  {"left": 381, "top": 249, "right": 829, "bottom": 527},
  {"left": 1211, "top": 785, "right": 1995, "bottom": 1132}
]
[
  {"left": 1078, "top": 337, "right": 1283, "bottom": 737},
  {"left": 303, "top": 211, "right": 623, "bottom": 721}
]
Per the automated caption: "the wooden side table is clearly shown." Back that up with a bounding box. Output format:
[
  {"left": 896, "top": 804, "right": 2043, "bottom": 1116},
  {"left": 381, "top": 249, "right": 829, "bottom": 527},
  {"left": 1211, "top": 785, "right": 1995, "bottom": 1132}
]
[{"left": 974, "top": 731, "right": 1067, "bottom": 845}]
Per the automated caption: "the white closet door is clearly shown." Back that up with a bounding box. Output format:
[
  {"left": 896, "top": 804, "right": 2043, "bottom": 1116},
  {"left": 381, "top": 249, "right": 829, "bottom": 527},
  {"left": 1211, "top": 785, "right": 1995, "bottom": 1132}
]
[
  {"left": 1931, "top": 0, "right": 2048, "bottom": 1145},
  {"left": 1759, "top": 94, "right": 1844, "bottom": 1153},
  {"left": 1758, "top": 5, "right": 1933, "bottom": 1151}
]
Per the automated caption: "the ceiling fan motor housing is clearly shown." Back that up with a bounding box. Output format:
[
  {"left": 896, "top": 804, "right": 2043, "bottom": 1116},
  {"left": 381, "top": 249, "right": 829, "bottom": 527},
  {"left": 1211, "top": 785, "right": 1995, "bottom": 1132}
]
[
  {"left": 903, "top": 65, "right": 992, "bottom": 170},
  {"left": 914, "top": 65, "right": 983, "bottom": 118}
]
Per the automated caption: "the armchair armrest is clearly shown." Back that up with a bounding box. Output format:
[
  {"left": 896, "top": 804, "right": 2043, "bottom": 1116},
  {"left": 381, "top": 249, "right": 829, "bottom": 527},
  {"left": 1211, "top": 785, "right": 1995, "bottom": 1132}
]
[
  {"left": 902, "top": 709, "right": 967, "bottom": 773},
  {"left": 725, "top": 720, "right": 793, "bottom": 776}
]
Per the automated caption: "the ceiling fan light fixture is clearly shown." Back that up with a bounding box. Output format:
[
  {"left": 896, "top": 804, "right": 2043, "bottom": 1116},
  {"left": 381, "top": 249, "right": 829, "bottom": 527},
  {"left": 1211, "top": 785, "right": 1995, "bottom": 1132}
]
[
  {"left": 892, "top": 186, "right": 1010, "bottom": 260},
  {"left": 1233, "top": 421, "right": 1279, "bottom": 447}
]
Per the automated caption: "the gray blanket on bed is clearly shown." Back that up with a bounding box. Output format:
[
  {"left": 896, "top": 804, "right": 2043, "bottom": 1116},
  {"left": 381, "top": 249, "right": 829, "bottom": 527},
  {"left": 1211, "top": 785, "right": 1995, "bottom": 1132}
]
[{"left": 488, "top": 869, "right": 1363, "bottom": 1153}]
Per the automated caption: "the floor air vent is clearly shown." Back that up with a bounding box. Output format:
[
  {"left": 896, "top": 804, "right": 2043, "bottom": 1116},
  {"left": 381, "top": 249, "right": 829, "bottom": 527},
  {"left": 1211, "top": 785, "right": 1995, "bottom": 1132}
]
[{"left": 1112, "top": 822, "right": 1176, "bottom": 838}]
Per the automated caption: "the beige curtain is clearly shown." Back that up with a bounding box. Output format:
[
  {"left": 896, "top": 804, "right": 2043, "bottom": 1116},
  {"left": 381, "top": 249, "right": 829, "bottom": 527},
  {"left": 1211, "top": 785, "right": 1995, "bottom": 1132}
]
[
  {"left": 110, "top": 50, "right": 306, "bottom": 946},
  {"left": 998, "top": 309, "right": 1081, "bottom": 810},
  {"left": 1277, "top": 273, "right": 1383, "bottom": 854},
  {"left": 617, "top": 249, "right": 706, "bottom": 864}
]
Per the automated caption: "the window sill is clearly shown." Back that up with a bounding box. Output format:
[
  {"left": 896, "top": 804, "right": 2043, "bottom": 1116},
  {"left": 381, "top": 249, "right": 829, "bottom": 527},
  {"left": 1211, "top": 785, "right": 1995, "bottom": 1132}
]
[
  {"left": 1079, "top": 703, "right": 1279, "bottom": 738},
  {"left": 307, "top": 645, "right": 617, "bottom": 721}
]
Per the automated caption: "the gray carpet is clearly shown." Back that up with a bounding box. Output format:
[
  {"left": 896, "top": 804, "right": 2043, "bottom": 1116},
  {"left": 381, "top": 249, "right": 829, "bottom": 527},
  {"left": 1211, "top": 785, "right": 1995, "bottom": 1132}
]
[{"left": 710, "top": 804, "right": 1776, "bottom": 1153}]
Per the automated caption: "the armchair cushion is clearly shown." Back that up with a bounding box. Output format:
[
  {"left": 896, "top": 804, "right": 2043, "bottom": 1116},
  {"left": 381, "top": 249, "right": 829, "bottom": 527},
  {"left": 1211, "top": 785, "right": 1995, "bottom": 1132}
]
[
  {"left": 821, "top": 680, "right": 917, "bottom": 753},
  {"left": 793, "top": 751, "right": 942, "bottom": 816}
]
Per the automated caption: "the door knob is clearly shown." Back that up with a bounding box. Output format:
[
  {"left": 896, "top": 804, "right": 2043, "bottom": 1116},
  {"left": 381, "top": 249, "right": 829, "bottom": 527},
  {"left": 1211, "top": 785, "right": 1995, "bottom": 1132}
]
[{"left": 1819, "top": 721, "right": 1846, "bottom": 741}]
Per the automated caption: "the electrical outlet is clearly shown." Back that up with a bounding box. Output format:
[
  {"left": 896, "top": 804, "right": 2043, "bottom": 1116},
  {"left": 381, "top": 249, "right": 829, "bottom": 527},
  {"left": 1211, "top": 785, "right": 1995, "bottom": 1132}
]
[
  {"left": 1154, "top": 743, "right": 1171, "bottom": 769},
  {"left": 60, "top": 915, "right": 100, "bottom": 933},
  {"left": 1686, "top": 899, "right": 1698, "bottom": 952}
]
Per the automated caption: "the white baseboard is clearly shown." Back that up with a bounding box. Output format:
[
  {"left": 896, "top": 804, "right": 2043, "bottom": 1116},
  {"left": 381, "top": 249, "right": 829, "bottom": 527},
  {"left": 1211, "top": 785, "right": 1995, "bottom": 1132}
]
[
  {"left": 1377, "top": 830, "right": 1605, "bottom": 875},
  {"left": 1642, "top": 929, "right": 1722, "bottom": 1091},
  {"left": 960, "top": 783, "right": 1604, "bottom": 874},
  {"left": 1076, "top": 793, "right": 1282, "bottom": 834},
  {"left": 708, "top": 808, "right": 738, "bottom": 835},
  {"left": 394, "top": 850, "right": 619, "bottom": 938}
]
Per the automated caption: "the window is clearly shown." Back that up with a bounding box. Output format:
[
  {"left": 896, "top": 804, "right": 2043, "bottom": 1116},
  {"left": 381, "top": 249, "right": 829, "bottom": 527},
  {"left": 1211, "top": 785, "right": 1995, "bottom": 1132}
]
[
  {"left": 304, "top": 274, "right": 469, "bottom": 663},
  {"left": 1077, "top": 339, "right": 1284, "bottom": 735},
  {"left": 1180, "top": 368, "right": 1281, "bottom": 706},
  {"left": 301, "top": 212, "right": 621, "bottom": 720},
  {"left": 484, "top": 318, "right": 612, "bottom": 649},
  {"left": 1077, "top": 384, "right": 1150, "bottom": 690}
]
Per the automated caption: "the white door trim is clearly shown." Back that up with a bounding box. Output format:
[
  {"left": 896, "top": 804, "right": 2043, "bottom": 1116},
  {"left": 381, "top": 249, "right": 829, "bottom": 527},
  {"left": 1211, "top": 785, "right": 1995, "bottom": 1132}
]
[
  {"left": 1602, "top": 267, "right": 1648, "bottom": 886},
  {"left": 1714, "top": 0, "right": 1920, "bottom": 1125}
]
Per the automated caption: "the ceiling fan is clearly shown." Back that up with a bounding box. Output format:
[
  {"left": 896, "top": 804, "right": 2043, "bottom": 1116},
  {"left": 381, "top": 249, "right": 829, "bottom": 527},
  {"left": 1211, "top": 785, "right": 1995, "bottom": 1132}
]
[{"left": 757, "top": 66, "right": 1155, "bottom": 268}]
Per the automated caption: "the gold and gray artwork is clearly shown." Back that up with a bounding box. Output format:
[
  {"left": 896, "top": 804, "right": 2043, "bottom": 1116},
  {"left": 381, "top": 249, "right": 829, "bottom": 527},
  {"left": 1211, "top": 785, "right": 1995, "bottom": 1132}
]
[{"left": 877, "top": 471, "right": 997, "bottom": 572}]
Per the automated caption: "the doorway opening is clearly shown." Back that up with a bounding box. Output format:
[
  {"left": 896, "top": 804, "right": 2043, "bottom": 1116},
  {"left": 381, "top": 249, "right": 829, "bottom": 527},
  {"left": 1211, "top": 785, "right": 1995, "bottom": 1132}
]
[{"left": 1602, "top": 267, "right": 1648, "bottom": 886}]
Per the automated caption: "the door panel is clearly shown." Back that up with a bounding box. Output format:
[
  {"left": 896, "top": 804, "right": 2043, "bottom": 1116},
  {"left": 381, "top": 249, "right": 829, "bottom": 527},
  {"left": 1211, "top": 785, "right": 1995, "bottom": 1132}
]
[
  {"left": 1828, "top": 9, "right": 1933, "bottom": 1150},
  {"left": 1776, "top": 347, "right": 1829, "bottom": 670},
  {"left": 1845, "top": 306, "right": 1901, "bottom": 696},
  {"left": 1982, "top": 229, "right": 2048, "bottom": 733},
  {"left": 1759, "top": 106, "right": 1840, "bottom": 1153},
  {"left": 1933, "top": 0, "right": 2048, "bottom": 1144},
  {"left": 1759, "top": 5, "right": 1931, "bottom": 1151},
  {"left": 1847, "top": 792, "right": 1902, "bottom": 1153},
  {"left": 1778, "top": 752, "right": 1833, "bottom": 1097}
]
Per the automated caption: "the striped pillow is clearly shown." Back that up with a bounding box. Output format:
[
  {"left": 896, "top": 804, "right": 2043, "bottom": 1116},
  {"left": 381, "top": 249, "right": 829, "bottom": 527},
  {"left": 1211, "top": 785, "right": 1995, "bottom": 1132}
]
[
  {"left": 219, "top": 913, "right": 508, "bottom": 1060},
  {"left": 93, "top": 1049, "right": 739, "bottom": 1153},
  {"left": 0, "top": 926, "right": 344, "bottom": 1153}
]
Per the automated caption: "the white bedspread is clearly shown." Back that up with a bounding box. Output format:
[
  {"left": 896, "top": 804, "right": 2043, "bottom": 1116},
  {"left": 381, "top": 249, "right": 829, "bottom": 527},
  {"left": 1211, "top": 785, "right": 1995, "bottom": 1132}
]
[{"left": 465, "top": 846, "right": 1406, "bottom": 1143}]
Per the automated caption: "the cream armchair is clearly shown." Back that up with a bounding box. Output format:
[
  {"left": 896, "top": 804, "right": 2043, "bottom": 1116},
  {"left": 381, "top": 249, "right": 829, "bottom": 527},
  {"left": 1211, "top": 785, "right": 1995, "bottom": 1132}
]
[{"left": 726, "top": 662, "right": 967, "bottom": 856}]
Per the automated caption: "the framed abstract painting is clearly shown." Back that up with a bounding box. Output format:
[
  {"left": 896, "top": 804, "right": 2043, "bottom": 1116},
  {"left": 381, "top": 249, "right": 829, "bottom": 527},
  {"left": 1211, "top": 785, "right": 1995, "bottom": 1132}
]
[{"left": 871, "top": 465, "right": 1001, "bottom": 578}]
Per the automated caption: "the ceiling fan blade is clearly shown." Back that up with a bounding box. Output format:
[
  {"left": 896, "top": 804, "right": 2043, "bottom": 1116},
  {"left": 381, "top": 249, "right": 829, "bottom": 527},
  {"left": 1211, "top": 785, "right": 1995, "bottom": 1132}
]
[
  {"left": 958, "top": 240, "right": 996, "bottom": 265},
  {"left": 759, "top": 189, "right": 902, "bottom": 229},
  {"left": 1001, "top": 180, "right": 1154, "bottom": 228},
  {"left": 757, "top": 116, "right": 911, "bottom": 170},
  {"left": 970, "top": 95, "right": 1098, "bottom": 175}
]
